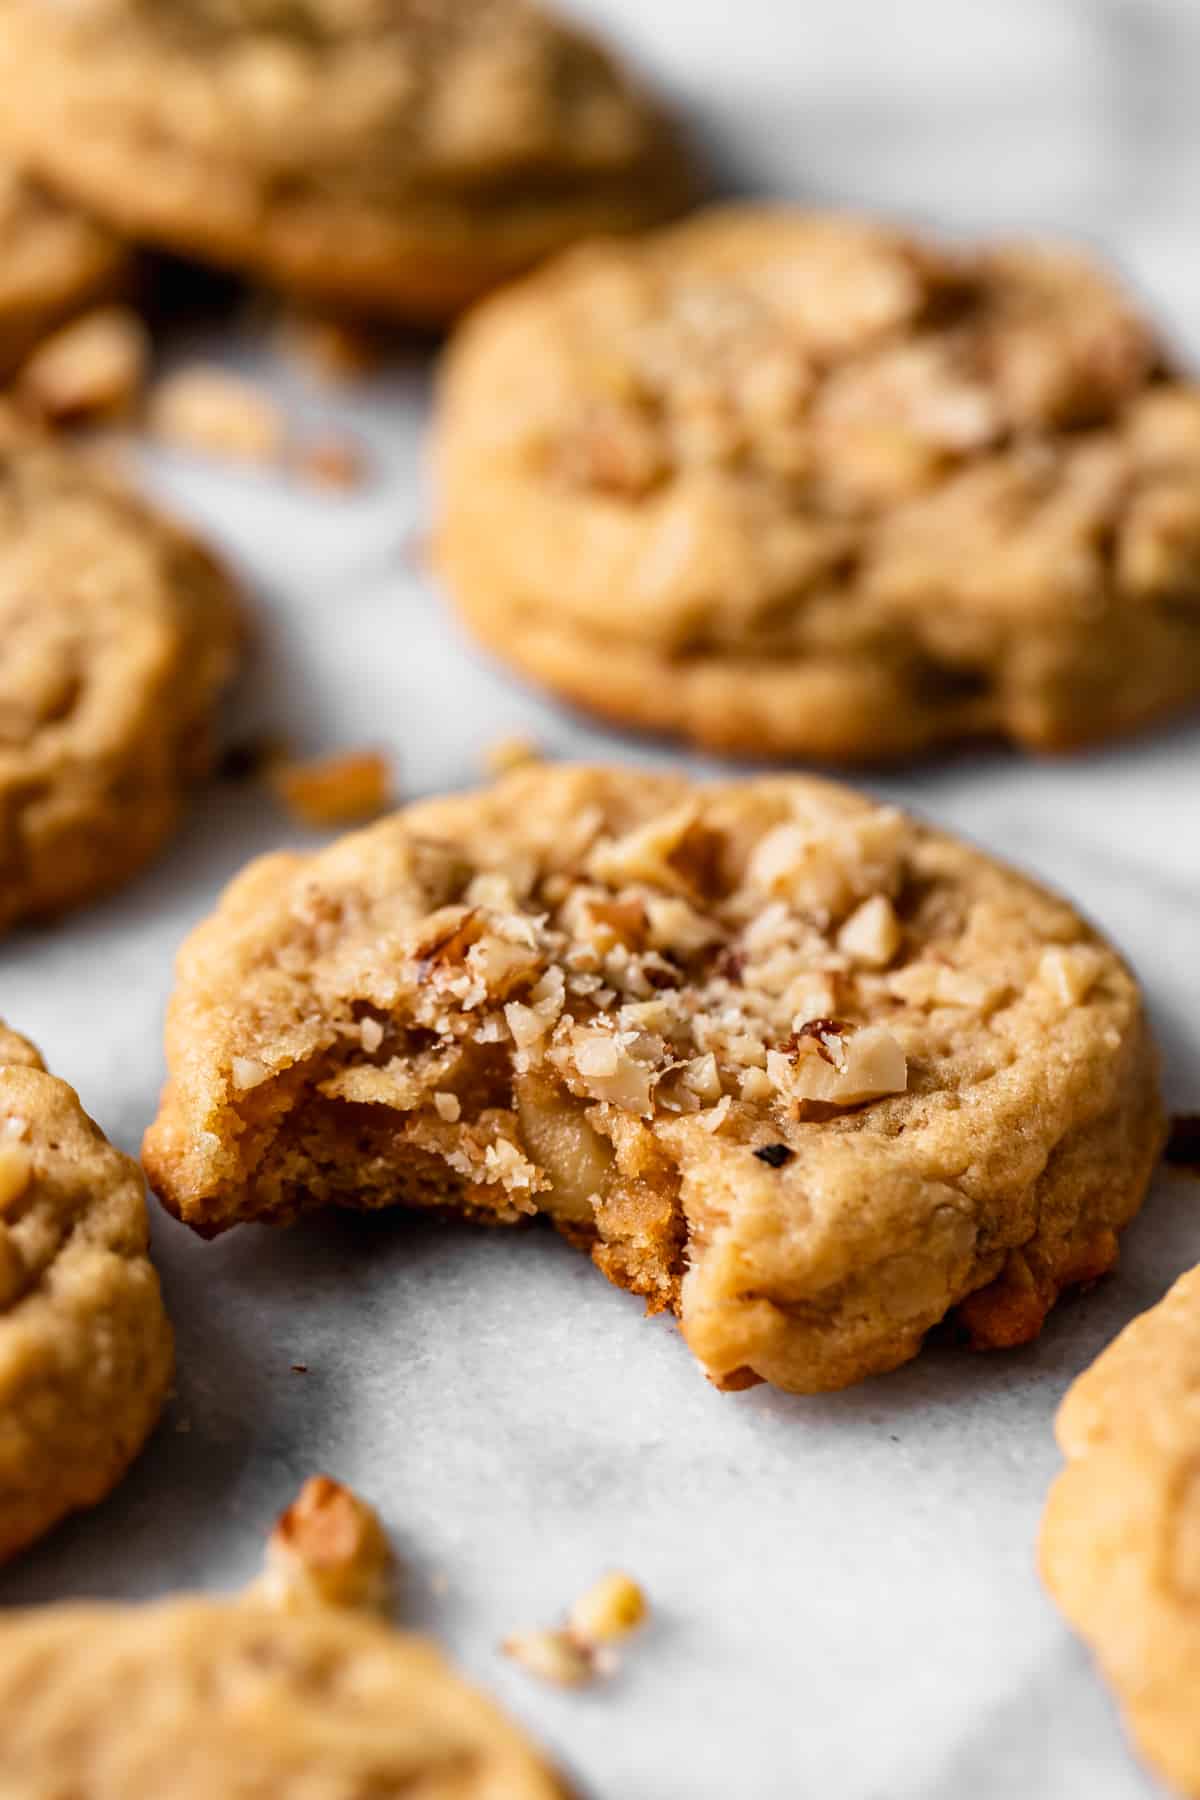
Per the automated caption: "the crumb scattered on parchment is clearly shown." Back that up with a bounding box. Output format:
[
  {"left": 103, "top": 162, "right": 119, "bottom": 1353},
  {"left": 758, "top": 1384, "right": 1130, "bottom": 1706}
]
[
  {"left": 290, "top": 433, "right": 367, "bottom": 491},
  {"left": 503, "top": 1571, "right": 648, "bottom": 1687},
  {"left": 1165, "top": 1113, "right": 1200, "bottom": 1172},
  {"left": 16, "top": 305, "right": 149, "bottom": 425},
  {"left": 484, "top": 735, "right": 543, "bottom": 778},
  {"left": 150, "top": 365, "right": 285, "bottom": 463},
  {"left": 272, "top": 749, "right": 394, "bottom": 827},
  {"left": 253, "top": 1474, "right": 393, "bottom": 1616}
]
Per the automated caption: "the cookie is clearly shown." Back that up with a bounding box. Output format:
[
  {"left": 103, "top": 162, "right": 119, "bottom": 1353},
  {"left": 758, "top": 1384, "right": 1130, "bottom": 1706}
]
[
  {"left": 0, "top": 412, "right": 241, "bottom": 933},
  {"left": 435, "top": 205, "right": 1200, "bottom": 760},
  {"left": 0, "top": 162, "right": 128, "bottom": 380},
  {"left": 0, "top": 0, "right": 693, "bottom": 323},
  {"left": 143, "top": 765, "right": 1162, "bottom": 1394},
  {"left": 1040, "top": 1264, "right": 1200, "bottom": 1797},
  {"left": 0, "top": 1476, "right": 567, "bottom": 1797},
  {"left": 0, "top": 1021, "right": 173, "bottom": 1562}
]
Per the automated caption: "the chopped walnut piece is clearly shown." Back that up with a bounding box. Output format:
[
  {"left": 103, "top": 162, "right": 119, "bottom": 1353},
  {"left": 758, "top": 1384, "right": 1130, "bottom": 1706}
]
[
  {"left": 273, "top": 750, "right": 394, "bottom": 828},
  {"left": 17, "top": 306, "right": 149, "bottom": 425},
  {"left": 149, "top": 366, "right": 285, "bottom": 463},
  {"left": 1039, "top": 944, "right": 1105, "bottom": 1007},
  {"left": 769, "top": 1020, "right": 908, "bottom": 1107},
  {"left": 837, "top": 894, "right": 901, "bottom": 968},
  {"left": 254, "top": 1475, "right": 393, "bottom": 1616},
  {"left": 568, "top": 1571, "right": 648, "bottom": 1644},
  {"left": 0, "top": 1145, "right": 31, "bottom": 1213},
  {"left": 502, "top": 1628, "right": 595, "bottom": 1688}
]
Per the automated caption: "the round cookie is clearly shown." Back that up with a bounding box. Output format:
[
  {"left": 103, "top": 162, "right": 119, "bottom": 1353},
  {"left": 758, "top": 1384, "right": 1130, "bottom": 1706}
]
[
  {"left": 1040, "top": 1264, "right": 1200, "bottom": 1798},
  {"left": 143, "top": 765, "right": 1162, "bottom": 1395},
  {"left": 0, "top": 163, "right": 128, "bottom": 379},
  {"left": 0, "top": 0, "right": 693, "bottom": 323},
  {"left": 0, "top": 1021, "right": 173, "bottom": 1562},
  {"left": 435, "top": 205, "right": 1200, "bottom": 760},
  {"left": 0, "top": 1478, "right": 567, "bottom": 1798},
  {"left": 0, "top": 411, "right": 241, "bottom": 934}
]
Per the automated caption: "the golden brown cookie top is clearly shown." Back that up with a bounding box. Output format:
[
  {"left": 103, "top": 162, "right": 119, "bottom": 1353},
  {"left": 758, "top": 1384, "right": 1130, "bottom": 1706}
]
[
  {"left": 438, "top": 206, "right": 1200, "bottom": 668},
  {"left": 456, "top": 208, "right": 1157, "bottom": 502},
  {"left": 145, "top": 765, "right": 1160, "bottom": 1392},
  {"left": 4, "top": 0, "right": 663, "bottom": 193}
]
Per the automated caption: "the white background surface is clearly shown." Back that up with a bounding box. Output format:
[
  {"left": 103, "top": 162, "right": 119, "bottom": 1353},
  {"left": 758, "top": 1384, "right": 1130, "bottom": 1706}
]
[{"left": 2, "top": 4, "right": 1199, "bottom": 1795}]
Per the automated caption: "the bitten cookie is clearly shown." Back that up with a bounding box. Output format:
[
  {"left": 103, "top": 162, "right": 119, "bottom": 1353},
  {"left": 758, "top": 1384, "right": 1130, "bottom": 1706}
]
[
  {"left": 1040, "top": 1264, "right": 1200, "bottom": 1798},
  {"left": 0, "top": 0, "right": 693, "bottom": 323},
  {"left": 0, "top": 163, "right": 128, "bottom": 379},
  {"left": 0, "top": 411, "right": 241, "bottom": 934},
  {"left": 0, "top": 1021, "right": 173, "bottom": 1562},
  {"left": 0, "top": 1476, "right": 567, "bottom": 1797},
  {"left": 144, "top": 765, "right": 1162, "bottom": 1395},
  {"left": 436, "top": 205, "right": 1200, "bottom": 760}
]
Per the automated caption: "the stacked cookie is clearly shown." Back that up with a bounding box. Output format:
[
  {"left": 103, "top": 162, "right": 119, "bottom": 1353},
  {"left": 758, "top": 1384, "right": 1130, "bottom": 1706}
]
[{"left": 0, "top": 4, "right": 1195, "bottom": 1796}]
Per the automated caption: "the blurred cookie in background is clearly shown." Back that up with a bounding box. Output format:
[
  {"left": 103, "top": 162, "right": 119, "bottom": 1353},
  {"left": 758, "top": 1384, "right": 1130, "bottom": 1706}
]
[
  {"left": 0, "top": 0, "right": 696, "bottom": 324},
  {"left": 0, "top": 410, "right": 242, "bottom": 935},
  {"left": 435, "top": 204, "right": 1200, "bottom": 762}
]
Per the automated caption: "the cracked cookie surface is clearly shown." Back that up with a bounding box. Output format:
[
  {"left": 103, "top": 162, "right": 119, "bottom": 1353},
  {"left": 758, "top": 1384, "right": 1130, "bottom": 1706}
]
[
  {"left": 0, "top": 412, "right": 241, "bottom": 934},
  {"left": 0, "top": 1021, "right": 173, "bottom": 1562},
  {"left": 436, "top": 205, "right": 1200, "bottom": 760},
  {"left": 1040, "top": 1263, "right": 1200, "bottom": 1798},
  {"left": 0, "top": 1476, "right": 567, "bottom": 1798},
  {"left": 144, "top": 765, "right": 1162, "bottom": 1394},
  {"left": 0, "top": 0, "right": 692, "bottom": 321},
  {"left": 0, "top": 163, "right": 128, "bottom": 378}
]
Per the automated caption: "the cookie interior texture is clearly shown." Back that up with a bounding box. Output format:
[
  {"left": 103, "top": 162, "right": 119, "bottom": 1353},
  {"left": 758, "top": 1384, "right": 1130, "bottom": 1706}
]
[
  {"left": 0, "top": 0, "right": 693, "bottom": 319},
  {"left": 0, "top": 1021, "right": 173, "bottom": 1562},
  {"left": 0, "top": 413, "right": 241, "bottom": 934},
  {"left": 1040, "top": 1263, "right": 1200, "bottom": 1798},
  {"left": 0, "top": 163, "right": 127, "bottom": 378},
  {"left": 436, "top": 205, "right": 1200, "bottom": 759},
  {"left": 144, "top": 766, "right": 1163, "bottom": 1394},
  {"left": 0, "top": 1597, "right": 567, "bottom": 1796}
]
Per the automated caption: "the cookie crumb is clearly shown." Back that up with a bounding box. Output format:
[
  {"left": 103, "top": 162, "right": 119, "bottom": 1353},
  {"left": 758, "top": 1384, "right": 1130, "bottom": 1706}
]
[
  {"left": 149, "top": 366, "right": 284, "bottom": 463},
  {"left": 272, "top": 750, "right": 394, "bottom": 828},
  {"left": 568, "top": 1571, "right": 648, "bottom": 1644},
  {"left": 17, "top": 305, "right": 149, "bottom": 425},
  {"left": 291, "top": 434, "right": 367, "bottom": 491},
  {"left": 485, "top": 735, "right": 543, "bottom": 778},
  {"left": 256, "top": 1475, "right": 393, "bottom": 1616},
  {"left": 290, "top": 1363, "right": 308, "bottom": 1374},
  {"left": 502, "top": 1628, "right": 595, "bottom": 1688}
]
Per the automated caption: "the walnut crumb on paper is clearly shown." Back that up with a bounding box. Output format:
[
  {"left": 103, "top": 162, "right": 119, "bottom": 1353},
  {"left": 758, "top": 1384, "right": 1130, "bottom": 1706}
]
[{"left": 272, "top": 750, "right": 394, "bottom": 827}]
